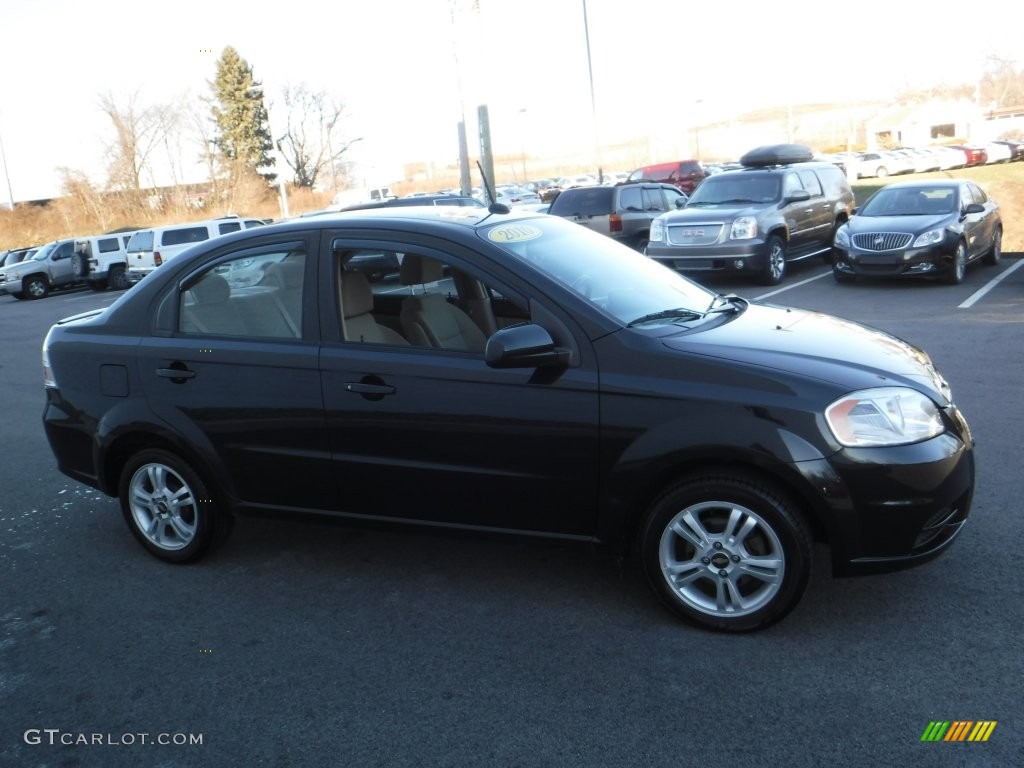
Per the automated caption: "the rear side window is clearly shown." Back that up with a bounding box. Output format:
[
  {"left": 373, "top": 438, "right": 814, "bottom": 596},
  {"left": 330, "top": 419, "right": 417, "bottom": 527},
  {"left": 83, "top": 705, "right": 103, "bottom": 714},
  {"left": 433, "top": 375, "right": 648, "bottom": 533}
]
[
  {"left": 797, "top": 170, "right": 823, "bottom": 197},
  {"left": 218, "top": 222, "right": 242, "bottom": 234},
  {"left": 618, "top": 187, "right": 643, "bottom": 211},
  {"left": 127, "top": 231, "right": 154, "bottom": 253},
  {"left": 549, "top": 187, "right": 614, "bottom": 216},
  {"left": 97, "top": 237, "right": 122, "bottom": 253},
  {"left": 162, "top": 226, "right": 210, "bottom": 247}
]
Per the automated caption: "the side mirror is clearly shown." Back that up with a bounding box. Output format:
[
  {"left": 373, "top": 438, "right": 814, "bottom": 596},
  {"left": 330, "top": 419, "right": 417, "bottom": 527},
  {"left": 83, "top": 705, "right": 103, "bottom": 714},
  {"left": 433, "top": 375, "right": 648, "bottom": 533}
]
[
  {"left": 963, "top": 202, "right": 985, "bottom": 215},
  {"left": 786, "top": 189, "right": 811, "bottom": 203},
  {"left": 485, "top": 323, "right": 569, "bottom": 369},
  {"left": 675, "top": 197, "right": 688, "bottom": 209}
]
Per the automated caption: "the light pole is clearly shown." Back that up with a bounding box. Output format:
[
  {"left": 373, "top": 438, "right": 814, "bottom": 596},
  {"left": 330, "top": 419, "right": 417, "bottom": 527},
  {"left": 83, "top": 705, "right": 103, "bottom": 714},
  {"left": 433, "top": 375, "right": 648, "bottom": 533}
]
[
  {"left": 518, "top": 108, "right": 528, "bottom": 182},
  {"left": 0, "top": 113, "right": 15, "bottom": 210},
  {"left": 582, "top": 0, "right": 603, "bottom": 182}
]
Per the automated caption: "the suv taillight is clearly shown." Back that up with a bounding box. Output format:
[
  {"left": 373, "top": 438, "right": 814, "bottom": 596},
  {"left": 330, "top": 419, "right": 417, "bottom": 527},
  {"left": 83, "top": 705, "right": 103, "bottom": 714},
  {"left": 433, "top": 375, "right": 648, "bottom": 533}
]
[
  {"left": 609, "top": 214, "right": 623, "bottom": 233},
  {"left": 154, "top": 252, "right": 162, "bottom": 267}
]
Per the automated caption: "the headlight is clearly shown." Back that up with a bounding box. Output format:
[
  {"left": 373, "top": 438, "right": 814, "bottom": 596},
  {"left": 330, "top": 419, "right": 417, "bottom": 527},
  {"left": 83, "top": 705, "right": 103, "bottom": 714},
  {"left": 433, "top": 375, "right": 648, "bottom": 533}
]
[
  {"left": 825, "top": 387, "right": 944, "bottom": 447},
  {"left": 649, "top": 217, "right": 665, "bottom": 243},
  {"left": 834, "top": 226, "right": 851, "bottom": 248},
  {"left": 42, "top": 342, "right": 56, "bottom": 388},
  {"left": 912, "top": 228, "right": 945, "bottom": 248},
  {"left": 730, "top": 216, "right": 757, "bottom": 240}
]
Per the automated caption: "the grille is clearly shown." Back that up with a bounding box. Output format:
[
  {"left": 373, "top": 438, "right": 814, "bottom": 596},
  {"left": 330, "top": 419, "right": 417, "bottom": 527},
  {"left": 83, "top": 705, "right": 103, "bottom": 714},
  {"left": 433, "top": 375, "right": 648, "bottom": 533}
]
[
  {"left": 852, "top": 232, "right": 913, "bottom": 251},
  {"left": 667, "top": 223, "right": 724, "bottom": 247}
]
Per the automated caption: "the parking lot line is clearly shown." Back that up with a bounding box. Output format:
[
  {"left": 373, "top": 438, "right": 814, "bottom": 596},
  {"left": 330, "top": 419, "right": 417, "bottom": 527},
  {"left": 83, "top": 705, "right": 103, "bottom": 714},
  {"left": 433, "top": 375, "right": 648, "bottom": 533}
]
[
  {"left": 754, "top": 269, "right": 831, "bottom": 300},
  {"left": 958, "top": 259, "right": 1024, "bottom": 309}
]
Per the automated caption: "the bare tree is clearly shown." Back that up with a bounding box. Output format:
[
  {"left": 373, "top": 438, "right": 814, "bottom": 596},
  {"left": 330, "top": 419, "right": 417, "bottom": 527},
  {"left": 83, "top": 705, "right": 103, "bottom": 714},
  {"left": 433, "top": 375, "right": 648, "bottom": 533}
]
[
  {"left": 978, "top": 55, "right": 1024, "bottom": 109},
  {"left": 98, "top": 91, "right": 171, "bottom": 193},
  {"left": 275, "top": 84, "right": 361, "bottom": 190},
  {"left": 58, "top": 167, "right": 112, "bottom": 231}
]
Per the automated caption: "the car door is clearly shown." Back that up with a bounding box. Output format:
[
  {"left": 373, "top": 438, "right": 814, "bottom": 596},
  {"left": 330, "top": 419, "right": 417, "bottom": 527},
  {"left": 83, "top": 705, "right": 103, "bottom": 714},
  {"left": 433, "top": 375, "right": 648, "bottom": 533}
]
[
  {"left": 962, "top": 183, "right": 997, "bottom": 260},
  {"left": 49, "top": 240, "right": 77, "bottom": 286},
  {"left": 317, "top": 231, "right": 601, "bottom": 537},
  {"left": 796, "top": 169, "right": 833, "bottom": 254},
  {"left": 137, "top": 236, "right": 336, "bottom": 513}
]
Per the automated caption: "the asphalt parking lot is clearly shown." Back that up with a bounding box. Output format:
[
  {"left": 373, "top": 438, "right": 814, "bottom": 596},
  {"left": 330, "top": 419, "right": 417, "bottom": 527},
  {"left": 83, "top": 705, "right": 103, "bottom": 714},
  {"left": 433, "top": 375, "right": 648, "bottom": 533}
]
[{"left": 2, "top": 255, "right": 1022, "bottom": 767}]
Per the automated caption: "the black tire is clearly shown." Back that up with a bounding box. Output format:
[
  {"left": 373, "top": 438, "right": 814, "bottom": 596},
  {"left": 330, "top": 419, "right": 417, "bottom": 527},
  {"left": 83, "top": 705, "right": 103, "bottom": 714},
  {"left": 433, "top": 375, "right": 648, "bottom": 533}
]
[
  {"left": 10, "top": 292, "right": 26, "bottom": 300},
  {"left": 639, "top": 472, "right": 812, "bottom": 632},
  {"left": 118, "top": 448, "right": 232, "bottom": 563},
  {"left": 23, "top": 275, "right": 49, "bottom": 300},
  {"left": 832, "top": 265, "right": 856, "bottom": 284},
  {"left": 634, "top": 237, "right": 649, "bottom": 254},
  {"left": 982, "top": 228, "right": 1002, "bottom": 266},
  {"left": 71, "top": 252, "right": 89, "bottom": 278},
  {"left": 108, "top": 264, "right": 130, "bottom": 290},
  {"left": 945, "top": 240, "right": 968, "bottom": 285},
  {"left": 759, "top": 235, "right": 787, "bottom": 286}
]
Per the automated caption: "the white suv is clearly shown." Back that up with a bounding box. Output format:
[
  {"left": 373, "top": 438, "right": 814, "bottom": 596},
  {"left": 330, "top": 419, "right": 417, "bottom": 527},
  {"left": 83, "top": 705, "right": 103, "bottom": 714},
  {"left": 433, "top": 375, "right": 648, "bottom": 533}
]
[
  {"left": 125, "top": 216, "right": 266, "bottom": 283},
  {"left": 72, "top": 232, "right": 135, "bottom": 291}
]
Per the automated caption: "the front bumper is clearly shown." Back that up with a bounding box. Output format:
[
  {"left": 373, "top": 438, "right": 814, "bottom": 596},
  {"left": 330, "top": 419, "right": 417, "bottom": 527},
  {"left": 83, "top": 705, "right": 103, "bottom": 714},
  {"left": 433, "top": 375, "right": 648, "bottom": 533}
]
[
  {"left": 646, "top": 239, "right": 769, "bottom": 274},
  {"left": 1, "top": 276, "right": 24, "bottom": 294},
  {"left": 798, "top": 408, "right": 974, "bottom": 576},
  {"left": 833, "top": 241, "right": 955, "bottom": 278}
]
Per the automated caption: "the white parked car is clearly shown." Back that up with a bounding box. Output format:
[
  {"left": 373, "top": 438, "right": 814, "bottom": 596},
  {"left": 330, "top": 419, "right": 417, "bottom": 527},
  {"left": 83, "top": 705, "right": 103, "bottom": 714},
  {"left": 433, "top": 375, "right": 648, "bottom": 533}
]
[{"left": 983, "top": 142, "right": 1013, "bottom": 164}]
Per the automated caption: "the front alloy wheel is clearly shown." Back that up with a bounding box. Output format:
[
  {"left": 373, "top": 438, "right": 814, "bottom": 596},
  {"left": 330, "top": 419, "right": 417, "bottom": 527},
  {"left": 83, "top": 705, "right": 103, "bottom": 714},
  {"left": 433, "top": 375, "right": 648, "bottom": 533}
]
[
  {"left": 119, "top": 449, "right": 231, "bottom": 563},
  {"left": 760, "top": 235, "right": 787, "bottom": 286},
  {"left": 640, "top": 473, "right": 811, "bottom": 632}
]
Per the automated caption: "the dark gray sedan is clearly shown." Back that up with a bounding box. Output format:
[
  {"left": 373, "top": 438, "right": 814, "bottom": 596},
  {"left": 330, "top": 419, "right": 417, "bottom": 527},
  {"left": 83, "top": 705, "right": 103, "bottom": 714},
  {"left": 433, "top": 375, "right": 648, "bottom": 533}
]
[{"left": 832, "top": 179, "right": 1002, "bottom": 284}]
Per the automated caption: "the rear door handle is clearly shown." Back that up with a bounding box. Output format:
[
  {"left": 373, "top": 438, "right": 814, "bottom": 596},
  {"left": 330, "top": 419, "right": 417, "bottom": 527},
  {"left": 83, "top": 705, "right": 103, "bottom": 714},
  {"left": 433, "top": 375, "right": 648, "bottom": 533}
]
[{"left": 345, "top": 382, "right": 395, "bottom": 395}]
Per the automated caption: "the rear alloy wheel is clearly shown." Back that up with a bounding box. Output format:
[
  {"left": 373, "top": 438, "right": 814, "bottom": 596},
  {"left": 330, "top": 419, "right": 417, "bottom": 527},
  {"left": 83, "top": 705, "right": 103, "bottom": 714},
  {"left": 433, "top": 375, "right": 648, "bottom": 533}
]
[
  {"left": 876, "top": 166, "right": 889, "bottom": 178},
  {"left": 640, "top": 472, "right": 812, "bottom": 632},
  {"left": 108, "top": 264, "right": 131, "bottom": 290},
  {"left": 982, "top": 228, "right": 1002, "bottom": 266},
  {"left": 119, "top": 448, "right": 232, "bottom": 563},
  {"left": 946, "top": 240, "right": 968, "bottom": 285},
  {"left": 760, "top": 235, "right": 787, "bottom": 286},
  {"left": 24, "top": 275, "right": 49, "bottom": 299}
]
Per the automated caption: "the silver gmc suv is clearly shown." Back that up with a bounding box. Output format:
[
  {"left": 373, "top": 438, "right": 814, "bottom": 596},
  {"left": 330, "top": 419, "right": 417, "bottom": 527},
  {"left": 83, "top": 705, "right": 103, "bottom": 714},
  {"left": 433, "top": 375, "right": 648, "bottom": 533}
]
[{"left": 646, "top": 144, "right": 854, "bottom": 285}]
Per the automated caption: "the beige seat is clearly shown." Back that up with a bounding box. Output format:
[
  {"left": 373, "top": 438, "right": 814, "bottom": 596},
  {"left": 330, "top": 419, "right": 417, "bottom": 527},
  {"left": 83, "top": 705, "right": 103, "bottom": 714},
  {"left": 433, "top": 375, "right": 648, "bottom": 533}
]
[
  {"left": 340, "top": 271, "right": 408, "bottom": 345},
  {"left": 399, "top": 254, "right": 487, "bottom": 352}
]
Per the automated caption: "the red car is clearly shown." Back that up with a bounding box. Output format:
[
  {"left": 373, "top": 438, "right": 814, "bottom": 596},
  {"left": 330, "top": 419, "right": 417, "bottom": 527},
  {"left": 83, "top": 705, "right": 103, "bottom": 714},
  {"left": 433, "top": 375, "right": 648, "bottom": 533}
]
[{"left": 948, "top": 145, "right": 988, "bottom": 166}]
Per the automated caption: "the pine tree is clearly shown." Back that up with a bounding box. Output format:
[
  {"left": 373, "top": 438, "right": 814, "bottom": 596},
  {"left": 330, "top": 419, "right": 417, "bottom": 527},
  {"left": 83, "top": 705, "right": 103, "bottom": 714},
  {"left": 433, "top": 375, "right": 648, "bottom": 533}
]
[{"left": 209, "top": 46, "right": 275, "bottom": 182}]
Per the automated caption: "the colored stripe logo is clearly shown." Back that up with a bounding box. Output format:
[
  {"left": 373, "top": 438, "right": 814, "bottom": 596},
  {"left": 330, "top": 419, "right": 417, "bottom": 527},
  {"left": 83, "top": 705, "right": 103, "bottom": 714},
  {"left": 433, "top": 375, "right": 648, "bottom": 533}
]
[{"left": 921, "top": 721, "right": 997, "bottom": 742}]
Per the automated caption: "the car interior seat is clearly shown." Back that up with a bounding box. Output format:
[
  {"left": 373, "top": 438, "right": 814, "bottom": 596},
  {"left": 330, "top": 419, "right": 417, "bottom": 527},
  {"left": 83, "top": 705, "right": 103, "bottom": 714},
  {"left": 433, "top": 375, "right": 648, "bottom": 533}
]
[
  {"left": 340, "top": 270, "right": 408, "bottom": 345},
  {"left": 181, "top": 273, "right": 247, "bottom": 335},
  {"left": 399, "top": 254, "right": 487, "bottom": 352}
]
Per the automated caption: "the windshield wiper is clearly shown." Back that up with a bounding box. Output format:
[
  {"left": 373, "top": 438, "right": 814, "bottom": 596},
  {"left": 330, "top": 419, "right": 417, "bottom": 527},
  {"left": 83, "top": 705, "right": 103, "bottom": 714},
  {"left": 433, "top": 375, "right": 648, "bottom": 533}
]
[
  {"left": 716, "top": 198, "right": 760, "bottom": 204},
  {"left": 627, "top": 308, "right": 705, "bottom": 327},
  {"left": 706, "top": 293, "right": 748, "bottom": 315}
]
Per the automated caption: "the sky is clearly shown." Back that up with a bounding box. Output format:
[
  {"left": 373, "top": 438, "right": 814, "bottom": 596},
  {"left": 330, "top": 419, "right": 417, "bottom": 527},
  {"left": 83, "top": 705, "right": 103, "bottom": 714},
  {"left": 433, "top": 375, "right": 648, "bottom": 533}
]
[{"left": 0, "top": 0, "right": 1019, "bottom": 203}]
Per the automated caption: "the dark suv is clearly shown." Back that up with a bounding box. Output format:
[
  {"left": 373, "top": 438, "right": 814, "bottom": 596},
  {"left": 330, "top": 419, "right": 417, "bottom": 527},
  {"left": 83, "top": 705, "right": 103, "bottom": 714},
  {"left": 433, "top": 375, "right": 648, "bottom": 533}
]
[
  {"left": 645, "top": 145, "right": 854, "bottom": 285},
  {"left": 548, "top": 182, "right": 687, "bottom": 251}
]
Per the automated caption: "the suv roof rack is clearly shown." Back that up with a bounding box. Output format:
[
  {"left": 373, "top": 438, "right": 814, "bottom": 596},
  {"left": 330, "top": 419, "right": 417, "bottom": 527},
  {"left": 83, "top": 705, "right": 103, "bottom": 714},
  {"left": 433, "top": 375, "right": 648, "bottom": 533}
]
[{"left": 740, "top": 144, "right": 815, "bottom": 168}]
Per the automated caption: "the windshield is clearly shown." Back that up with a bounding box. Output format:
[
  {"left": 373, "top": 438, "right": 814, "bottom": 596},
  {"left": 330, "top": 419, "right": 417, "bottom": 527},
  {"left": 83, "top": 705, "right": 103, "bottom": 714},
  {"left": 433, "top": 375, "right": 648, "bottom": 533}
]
[
  {"left": 480, "top": 216, "right": 715, "bottom": 326},
  {"left": 858, "top": 186, "right": 957, "bottom": 216},
  {"left": 32, "top": 243, "right": 57, "bottom": 261},
  {"left": 687, "top": 174, "right": 780, "bottom": 205}
]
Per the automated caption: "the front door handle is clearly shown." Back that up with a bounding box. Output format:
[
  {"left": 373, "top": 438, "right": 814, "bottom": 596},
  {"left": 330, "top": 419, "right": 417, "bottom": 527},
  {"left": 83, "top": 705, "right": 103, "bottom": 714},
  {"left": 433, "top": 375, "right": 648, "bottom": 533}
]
[
  {"left": 157, "top": 364, "right": 196, "bottom": 383},
  {"left": 345, "top": 382, "right": 395, "bottom": 395}
]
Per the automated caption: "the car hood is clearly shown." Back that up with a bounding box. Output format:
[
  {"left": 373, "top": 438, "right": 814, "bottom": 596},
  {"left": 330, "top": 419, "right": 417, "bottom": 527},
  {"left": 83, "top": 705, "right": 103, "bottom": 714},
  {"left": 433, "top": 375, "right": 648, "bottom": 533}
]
[
  {"left": 661, "top": 303, "right": 951, "bottom": 403},
  {"left": 846, "top": 213, "right": 951, "bottom": 233},
  {"left": 666, "top": 203, "right": 767, "bottom": 221}
]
